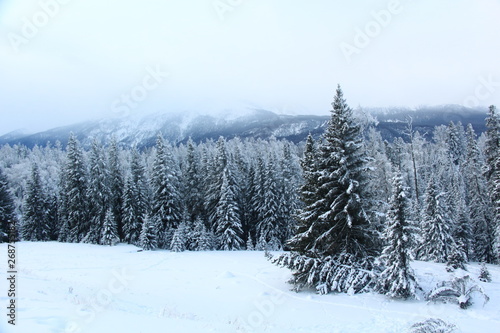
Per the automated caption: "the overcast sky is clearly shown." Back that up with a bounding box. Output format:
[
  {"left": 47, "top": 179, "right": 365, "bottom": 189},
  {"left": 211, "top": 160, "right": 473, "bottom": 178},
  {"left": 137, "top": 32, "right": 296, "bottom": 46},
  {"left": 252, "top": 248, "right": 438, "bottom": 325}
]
[{"left": 1, "top": 0, "right": 499, "bottom": 135}]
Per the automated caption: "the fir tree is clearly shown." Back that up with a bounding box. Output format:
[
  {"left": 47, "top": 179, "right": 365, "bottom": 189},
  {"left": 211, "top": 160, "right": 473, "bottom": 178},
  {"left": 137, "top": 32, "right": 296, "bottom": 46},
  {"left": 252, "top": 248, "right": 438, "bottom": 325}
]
[
  {"left": 84, "top": 139, "right": 109, "bottom": 244},
  {"left": 101, "top": 209, "right": 119, "bottom": 246},
  {"left": 214, "top": 167, "right": 244, "bottom": 250},
  {"left": 300, "top": 134, "right": 317, "bottom": 206},
  {"left": 0, "top": 167, "right": 17, "bottom": 242},
  {"left": 151, "top": 135, "right": 183, "bottom": 248},
  {"left": 206, "top": 137, "right": 229, "bottom": 229},
  {"left": 122, "top": 147, "right": 149, "bottom": 245},
  {"left": 276, "top": 85, "right": 378, "bottom": 294},
  {"left": 376, "top": 173, "right": 419, "bottom": 299},
  {"left": 139, "top": 214, "right": 157, "bottom": 251},
  {"left": 108, "top": 138, "right": 124, "bottom": 240},
  {"left": 246, "top": 234, "right": 255, "bottom": 250},
  {"left": 184, "top": 138, "right": 204, "bottom": 221},
  {"left": 61, "top": 133, "right": 88, "bottom": 242},
  {"left": 464, "top": 124, "right": 495, "bottom": 262},
  {"left": 22, "top": 163, "right": 48, "bottom": 241},
  {"left": 256, "top": 153, "right": 286, "bottom": 250},
  {"left": 171, "top": 222, "right": 187, "bottom": 252},
  {"left": 484, "top": 105, "right": 500, "bottom": 183},
  {"left": 417, "top": 178, "right": 456, "bottom": 263},
  {"left": 288, "top": 85, "right": 377, "bottom": 258}
]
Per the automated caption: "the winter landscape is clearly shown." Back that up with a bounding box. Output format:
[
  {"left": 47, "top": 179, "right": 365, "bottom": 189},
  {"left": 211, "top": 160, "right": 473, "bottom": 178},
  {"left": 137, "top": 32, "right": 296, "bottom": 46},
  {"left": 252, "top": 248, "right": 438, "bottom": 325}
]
[{"left": 1, "top": 0, "right": 500, "bottom": 332}]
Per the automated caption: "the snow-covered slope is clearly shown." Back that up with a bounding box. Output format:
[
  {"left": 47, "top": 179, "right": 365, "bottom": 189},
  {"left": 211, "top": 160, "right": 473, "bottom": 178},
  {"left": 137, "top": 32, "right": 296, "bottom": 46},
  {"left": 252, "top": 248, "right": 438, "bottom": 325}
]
[{"left": 0, "top": 242, "right": 498, "bottom": 333}]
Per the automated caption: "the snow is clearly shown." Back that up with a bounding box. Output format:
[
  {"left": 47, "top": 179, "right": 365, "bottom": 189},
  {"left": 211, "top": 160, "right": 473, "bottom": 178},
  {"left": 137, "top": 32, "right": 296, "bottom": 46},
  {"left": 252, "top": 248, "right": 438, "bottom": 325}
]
[{"left": 1, "top": 242, "right": 500, "bottom": 333}]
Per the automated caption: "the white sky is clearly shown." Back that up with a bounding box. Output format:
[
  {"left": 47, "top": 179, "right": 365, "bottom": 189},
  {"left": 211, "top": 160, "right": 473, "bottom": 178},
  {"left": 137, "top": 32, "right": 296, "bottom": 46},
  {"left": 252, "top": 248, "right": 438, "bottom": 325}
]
[{"left": 0, "top": 0, "right": 499, "bottom": 135}]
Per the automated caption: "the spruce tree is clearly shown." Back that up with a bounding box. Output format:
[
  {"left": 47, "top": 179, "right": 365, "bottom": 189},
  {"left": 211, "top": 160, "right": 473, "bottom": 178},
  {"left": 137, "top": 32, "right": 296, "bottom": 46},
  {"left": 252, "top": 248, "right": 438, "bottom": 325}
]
[
  {"left": 288, "top": 85, "right": 376, "bottom": 258},
  {"left": 84, "top": 139, "right": 109, "bottom": 244},
  {"left": 256, "top": 153, "right": 286, "bottom": 250},
  {"left": 122, "top": 147, "right": 149, "bottom": 245},
  {"left": 299, "top": 134, "right": 317, "bottom": 207},
  {"left": 276, "top": 85, "right": 378, "bottom": 294},
  {"left": 484, "top": 105, "right": 499, "bottom": 183},
  {"left": 464, "top": 124, "right": 495, "bottom": 262},
  {"left": 214, "top": 166, "right": 243, "bottom": 250},
  {"left": 22, "top": 163, "right": 48, "bottom": 241},
  {"left": 108, "top": 138, "right": 124, "bottom": 240},
  {"left": 417, "top": 177, "right": 455, "bottom": 263},
  {"left": 184, "top": 138, "right": 204, "bottom": 221},
  {"left": 151, "top": 135, "right": 183, "bottom": 248},
  {"left": 101, "top": 209, "right": 119, "bottom": 246},
  {"left": 376, "top": 173, "right": 419, "bottom": 299},
  {"left": 139, "top": 214, "right": 157, "bottom": 251},
  {"left": 170, "top": 222, "right": 187, "bottom": 252},
  {"left": 61, "top": 133, "right": 88, "bottom": 242},
  {"left": 0, "top": 167, "right": 17, "bottom": 242}
]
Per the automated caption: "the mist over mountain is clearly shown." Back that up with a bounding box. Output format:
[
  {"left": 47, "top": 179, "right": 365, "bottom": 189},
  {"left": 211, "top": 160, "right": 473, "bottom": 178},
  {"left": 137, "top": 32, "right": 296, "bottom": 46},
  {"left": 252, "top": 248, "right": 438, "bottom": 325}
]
[{"left": 0, "top": 105, "right": 489, "bottom": 148}]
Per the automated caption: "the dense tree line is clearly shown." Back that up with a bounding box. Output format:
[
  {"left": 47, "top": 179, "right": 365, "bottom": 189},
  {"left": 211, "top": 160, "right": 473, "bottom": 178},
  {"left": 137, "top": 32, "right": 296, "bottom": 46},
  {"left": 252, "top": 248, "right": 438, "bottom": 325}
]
[
  {"left": 0, "top": 88, "right": 498, "bottom": 298},
  {"left": 0, "top": 133, "right": 301, "bottom": 252}
]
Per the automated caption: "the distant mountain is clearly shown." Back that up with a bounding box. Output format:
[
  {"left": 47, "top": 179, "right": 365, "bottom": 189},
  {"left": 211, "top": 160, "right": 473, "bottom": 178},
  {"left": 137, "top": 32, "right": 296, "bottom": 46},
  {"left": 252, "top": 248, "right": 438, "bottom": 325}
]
[{"left": 0, "top": 105, "right": 489, "bottom": 148}]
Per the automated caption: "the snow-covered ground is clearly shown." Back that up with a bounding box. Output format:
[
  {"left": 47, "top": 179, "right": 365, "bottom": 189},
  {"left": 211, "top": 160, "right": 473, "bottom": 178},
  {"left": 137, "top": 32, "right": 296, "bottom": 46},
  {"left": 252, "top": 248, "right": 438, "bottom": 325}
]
[{"left": 1, "top": 242, "right": 499, "bottom": 333}]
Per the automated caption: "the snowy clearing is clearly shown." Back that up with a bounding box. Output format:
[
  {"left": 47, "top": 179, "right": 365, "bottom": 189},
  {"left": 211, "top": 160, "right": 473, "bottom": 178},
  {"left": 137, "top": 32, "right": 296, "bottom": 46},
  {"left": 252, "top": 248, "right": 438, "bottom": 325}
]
[{"left": 1, "top": 242, "right": 499, "bottom": 333}]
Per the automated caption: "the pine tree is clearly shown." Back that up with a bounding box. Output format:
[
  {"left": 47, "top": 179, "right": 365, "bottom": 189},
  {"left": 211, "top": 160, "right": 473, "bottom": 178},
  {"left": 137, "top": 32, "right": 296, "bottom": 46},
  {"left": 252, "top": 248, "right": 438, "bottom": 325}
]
[
  {"left": 61, "top": 133, "right": 88, "bottom": 242},
  {"left": 417, "top": 178, "right": 455, "bottom": 263},
  {"left": 139, "top": 214, "right": 157, "bottom": 251},
  {"left": 0, "top": 167, "right": 17, "bottom": 242},
  {"left": 376, "top": 173, "right": 419, "bottom": 299},
  {"left": 484, "top": 105, "right": 500, "bottom": 183},
  {"left": 22, "top": 163, "right": 48, "bottom": 241},
  {"left": 151, "top": 135, "right": 183, "bottom": 248},
  {"left": 45, "top": 193, "right": 60, "bottom": 241},
  {"left": 246, "top": 234, "right": 255, "bottom": 250},
  {"left": 464, "top": 124, "right": 495, "bottom": 262},
  {"left": 124, "top": 148, "right": 149, "bottom": 245},
  {"left": 170, "top": 222, "right": 187, "bottom": 252},
  {"left": 276, "top": 85, "right": 378, "bottom": 294},
  {"left": 299, "top": 134, "right": 317, "bottom": 207},
  {"left": 184, "top": 138, "right": 204, "bottom": 221},
  {"left": 256, "top": 153, "right": 286, "bottom": 250},
  {"left": 288, "top": 85, "right": 376, "bottom": 258},
  {"left": 101, "top": 209, "right": 119, "bottom": 246},
  {"left": 214, "top": 166, "right": 243, "bottom": 250},
  {"left": 84, "top": 139, "right": 109, "bottom": 244},
  {"left": 108, "top": 138, "right": 124, "bottom": 240},
  {"left": 206, "top": 137, "right": 229, "bottom": 230}
]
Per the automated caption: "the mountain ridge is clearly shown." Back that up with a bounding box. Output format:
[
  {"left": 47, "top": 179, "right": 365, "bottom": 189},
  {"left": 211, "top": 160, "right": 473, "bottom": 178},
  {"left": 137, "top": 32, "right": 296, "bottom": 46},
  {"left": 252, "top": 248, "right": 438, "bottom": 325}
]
[{"left": 0, "top": 105, "right": 489, "bottom": 148}]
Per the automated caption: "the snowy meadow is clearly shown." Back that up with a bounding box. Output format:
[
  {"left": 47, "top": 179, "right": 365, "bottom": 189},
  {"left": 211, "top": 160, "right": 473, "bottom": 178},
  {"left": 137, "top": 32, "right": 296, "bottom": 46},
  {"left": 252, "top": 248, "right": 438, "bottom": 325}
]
[{"left": 0, "top": 242, "right": 499, "bottom": 333}]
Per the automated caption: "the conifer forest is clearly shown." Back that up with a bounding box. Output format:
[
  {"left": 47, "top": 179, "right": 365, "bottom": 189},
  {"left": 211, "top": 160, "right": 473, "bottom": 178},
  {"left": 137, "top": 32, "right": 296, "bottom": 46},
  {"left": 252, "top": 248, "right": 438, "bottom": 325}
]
[{"left": 1, "top": 87, "right": 499, "bottom": 300}]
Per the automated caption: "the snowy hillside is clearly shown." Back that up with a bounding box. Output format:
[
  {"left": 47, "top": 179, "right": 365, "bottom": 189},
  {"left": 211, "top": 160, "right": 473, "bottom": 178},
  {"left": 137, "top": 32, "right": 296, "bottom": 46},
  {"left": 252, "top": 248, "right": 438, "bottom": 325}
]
[{"left": 1, "top": 242, "right": 499, "bottom": 333}]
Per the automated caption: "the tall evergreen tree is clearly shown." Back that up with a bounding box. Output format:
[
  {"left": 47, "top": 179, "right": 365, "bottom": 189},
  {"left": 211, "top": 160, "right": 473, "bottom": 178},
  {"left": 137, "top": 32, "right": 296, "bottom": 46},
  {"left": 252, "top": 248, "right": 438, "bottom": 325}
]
[
  {"left": 60, "top": 133, "right": 88, "bottom": 242},
  {"left": 122, "top": 147, "right": 149, "bottom": 245},
  {"left": 484, "top": 105, "right": 500, "bottom": 183},
  {"left": 376, "top": 173, "right": 419, "bottom": 299},
  {"left": 276, "top": 85, "right": 378, "bottom": 294},
  {"left": 417, "top": 178, "right": 455, "bottom": 263},
  {"left": 101, "top": 209, "right": 119, "bottom": 246},
  {"left": 0, "top": 167, "right": 17, "bottom": 243},
  {"left": 288, "top": 85, "right": 376, "bottom": 258},
  {"left": 108, "top": 138, "right": 124, "bottom": 240},
  {"left": 464, "top": 124, "right": 495, "bottom": 262},
  {"left": 139, "top": 214, "right": 157, "bottom": 251},
  {"left": 151, "top": 135, "right": 182, "bottom": 248},
  {"left": 214, "top": 166, "right": 244, "bottom": 250},
  {"left": 184, "top": 138, "right": 204, "bottom": 221},
  {"left": 84, "top": 139, "right": 110, "bottom": 244},
  {"left": 22, "top": 163, "right": 48, "bottom": 241},
  {"left": 256, "top": 153, "right": 286, "bottom": 250},
  {"left": 206, "top": 137, "right": 229, "bottom": 230}
]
